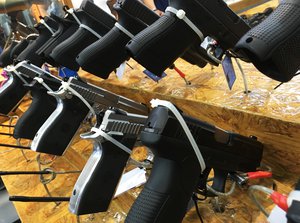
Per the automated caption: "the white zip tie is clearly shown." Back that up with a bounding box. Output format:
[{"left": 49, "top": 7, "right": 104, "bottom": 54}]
[
  {"left": 40, "top": 19, "right": 55, "bottom": 35},
  {"left": 115, "top": 23, "right": 134, "bottom": 39},
  {"left": 150, "top": 99, "right": 206, "bottom": 172},
  {"left": 67, "top": 8, "right": 81, "bottom": 25},
  {"left": 67, "top": 8, "right": 102, "bottom": 39},
  {"left": 165, "top": 7, "right": 204, "bottom": 42},
  {"left": 80, "top": 24, "right": 102, "bottom": 39},
  {"left": 89, "top": 127, "right": 132, "bottom": 154},
  {"left": 12, "top": 70, "right": 29, "bottom": 85},
  {"left": 34, "top": 77, "right": 54, "bottom": 92},
  {"left": 60, "top": 81, "right": 96, "bottom": 117}
]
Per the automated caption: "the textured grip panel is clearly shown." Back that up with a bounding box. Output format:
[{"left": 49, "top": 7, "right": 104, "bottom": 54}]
[
  {"left": 126, "top": 187, "right": 169, "bottom": 223},
  {"left": 50, "top": 28, "right": 98, "bottom": 70},
  {"left": 126, "top": 12, "right": 198, "bottom": 76},
  {"left": 77, "top": 27, "right": 130, "bottom": 79},
  {"left": 235, "top": 0, "right": 300, "bottom": 82},
  {"left": 270, "top": 28, "right": 300, "bottom": 81},
  {"left": 126, "top": 156, "right": 200, "bottom": 223},
  {"left": 32, "top": 97, "right": 89, "bottom": 155},
  {"left": 13, "top": 89, "right": 57, "bottom": 140},
  {"left": 70, "top": 139, "right": 133, "bottom": 215}
]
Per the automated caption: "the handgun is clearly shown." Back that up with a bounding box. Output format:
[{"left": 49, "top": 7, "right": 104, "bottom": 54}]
[
  {"left": 7, "top": 61, "right": 62, "bottom": 140},
  {"left": 69, "top": 108, "right": 147, "bottom": 215},
  {"left": 235, "top": 0, "right": 300, "bottom": 82},
  {"left": 49, "top": 0, "right": 116, "bottom": 71},
  {"left": 10, "top": 34, "right": 39, "bottom": 61},
  {"left": 76, "top": 0, "right": 211, "bottom": 79},
  {"left": 35, "top": 13, "right": 79, "bottom": 66},
  {"left": 125, "top": 104, "right": 263, "bottom": 223},
  {"left": 0, "top": 17, "right": 56, "bottom": 114},
  {"left": 31, "top": 77, "right": 148, "bottom": 156},
  {"left": 16, "top": 15, "right": 59, "bottom": 67},
  {"left": 126, "top": 0, "right": 250, "bottom": 76},
  {"left": 0, "top": 34, "right": 39, "bottom": 68}
]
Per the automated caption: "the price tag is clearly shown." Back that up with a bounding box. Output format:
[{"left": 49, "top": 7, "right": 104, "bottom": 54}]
[
  {"left": 59, "top": 67, "right": 78, "bottom": 78},
  {"left": 222, "top": 55, "right": 236, "bottom": 90},
  {"left": 268, "top": 205, "right": 287, "bottom": 223},
  {"left": 116, "top": 62, "right": 126, "bottom": 80},
  {"left": 114, "top": 168, "right": 147, "bottom": 197},
  {"left": 143, "top": 69, "right": 167, "bottom": 82}
]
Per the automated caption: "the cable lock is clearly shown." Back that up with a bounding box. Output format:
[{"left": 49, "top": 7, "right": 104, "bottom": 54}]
[
  {"left": 66, "top": 8, "right": 102, "bottom": 39},
  {"left": 165, "top": 7, "right": 204, "bottom": 42}
]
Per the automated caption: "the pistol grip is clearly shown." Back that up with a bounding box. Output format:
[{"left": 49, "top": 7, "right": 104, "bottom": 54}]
[
  {"left": 13, "top": 88, "right": 57, "bottom": 140},
  {"left": 77, "top": 26, "right": 131, "bottom": 79},
  {"left": 31, "top": 97, "right": 89, "bottom": 155},
  {"left": 50, "top": 27, "right": 98, "bottom": 71},
  {"left": 126, "top": 155, "right": 200, "bottom": 223},
  {"left": 126, "top": 12, "right": 197, "bottom": 76},
  {"left": 69, "top": 137, "right": 135, "bottom": 215},
  {"left": 235, "top": 0, "right": 300, "bottom": 82}
]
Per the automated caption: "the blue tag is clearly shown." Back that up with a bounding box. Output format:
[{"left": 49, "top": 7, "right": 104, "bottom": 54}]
[
  {"left": 143, "top": 70, "right": 167, "bottom": 82},
  {"left": 222, "top": 55, "right": 236, "bottom": 90},
  {"left": 59, "top": 67, "right": 78, "bottom": 78}
]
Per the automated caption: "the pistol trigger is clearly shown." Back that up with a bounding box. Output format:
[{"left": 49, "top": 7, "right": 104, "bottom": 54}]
[
  {"left": 80, "top": 131, "right": 96, "bottom": 139},
  {"left": 209, "top": 169, "right": 228, "bottom": 196},
  {"left": 47, "top": 88, "right": 70, "bottom": 99},
  {"left": 80, "top": 127, "right": 105, "bottom": 140},
  {"left": 197, "top": 168, "right": 211, "bottom": 195}
]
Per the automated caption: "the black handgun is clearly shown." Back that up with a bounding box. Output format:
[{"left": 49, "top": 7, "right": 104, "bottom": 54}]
[
  {"left": 126, "top": 0, "right": 250, "bottom": 76},
  {"left": 125, "top": 104, "right": 263, "bottom": 223},
  {"left": 76, "top": 0, "right": 159, "bottom": 79},
  {"left": 76, "top": 0, "right": 210, "bottom": 79},
  {"left": 30, "top": 77, "right": 148, "bottom": 156},
  {"left": 235, "top": 0, "right": 300, "bottom": 82},
  {"left": 10, "top": 34, "right": 39, "bottom": 61},
  {"left": 35, "top": 13, "right": 79, "bottom": 66},
  {"left": 0, "top": 18, "right": 54, "bottom": 115},
  {"left": 49, "top": 0, "right": 116, "bottom": 71},
  {"left": 69, "top": 108, "right": 147, "bottom": 215},
  {"left": 16, "top": 16, "right": 59, "bottom": 67},
  {"left": 8, "top": 61, "right": 62, "bottom": 140}
]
